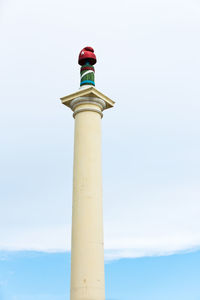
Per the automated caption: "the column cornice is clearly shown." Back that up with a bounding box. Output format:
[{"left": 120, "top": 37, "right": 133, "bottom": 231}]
[{"left": 60, "top": 86, "right": 115, "bottom": 110}]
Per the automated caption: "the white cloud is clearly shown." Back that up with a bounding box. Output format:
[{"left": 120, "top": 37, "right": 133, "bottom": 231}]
[{"left": 0, "top": 0, "right": 200, "bottom": 259}]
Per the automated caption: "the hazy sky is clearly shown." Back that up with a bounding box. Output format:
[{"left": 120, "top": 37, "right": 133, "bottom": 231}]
[{"left": 1, "top": 0, "right": 200, "bottom": 260}]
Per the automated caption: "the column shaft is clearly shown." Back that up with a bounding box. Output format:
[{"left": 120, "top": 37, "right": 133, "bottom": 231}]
[{"left": 70, "top": 102, "right": 105, "bottom": 300}]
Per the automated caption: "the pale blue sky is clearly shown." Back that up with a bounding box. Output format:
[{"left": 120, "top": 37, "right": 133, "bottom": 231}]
[
  {"left": 0, "top": 251, "right": 200, "bottom": 300},
  {"left": 0, "top": 0, "right": 200, "bottom": 298}
]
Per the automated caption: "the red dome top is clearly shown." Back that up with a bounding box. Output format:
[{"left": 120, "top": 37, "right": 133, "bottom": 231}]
[{"left": 78, "top": 46, "right": 97, "bottom": 66}]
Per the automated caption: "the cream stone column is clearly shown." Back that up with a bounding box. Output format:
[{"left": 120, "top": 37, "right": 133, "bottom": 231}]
[
  {"left": 71, "top": 97, "right": 105, "bottom": 300},
  {"left": 60, "top": 47, "right": 115, "bottom": 300}
]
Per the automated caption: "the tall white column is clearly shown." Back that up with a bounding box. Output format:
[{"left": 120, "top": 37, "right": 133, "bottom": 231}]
[
  {"left": 70, "top": 97, "right": 105, "bottom": 300},
  {"left": 60, "top": 46, "right": 115, "bottom": 300}
]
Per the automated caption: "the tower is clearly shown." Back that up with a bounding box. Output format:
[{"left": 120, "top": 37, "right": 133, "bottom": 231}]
[{"left": 61, "top": 47, "right": 115, "bottom": 300}]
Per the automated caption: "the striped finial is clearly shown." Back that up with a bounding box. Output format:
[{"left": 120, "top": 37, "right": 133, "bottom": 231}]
[{"left": 78, "top": 47, "right": 97, "bottom": 87}]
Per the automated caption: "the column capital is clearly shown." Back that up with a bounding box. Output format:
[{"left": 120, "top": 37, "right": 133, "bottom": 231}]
[
  {"left": 71, "top": 97, "right": 106, "bottom": 118},
  {"left": 60, "top": 86, "right": 115, "bottom": 112}
]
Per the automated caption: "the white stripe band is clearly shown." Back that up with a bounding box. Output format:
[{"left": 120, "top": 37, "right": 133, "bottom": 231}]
[{"left": 81, "top": 70, "right": 94, "bottom": 79}]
